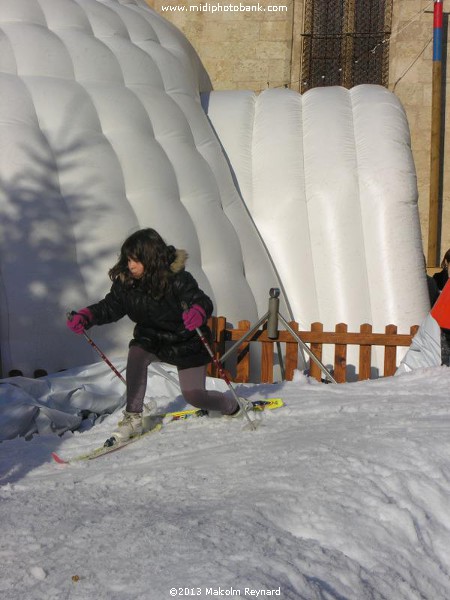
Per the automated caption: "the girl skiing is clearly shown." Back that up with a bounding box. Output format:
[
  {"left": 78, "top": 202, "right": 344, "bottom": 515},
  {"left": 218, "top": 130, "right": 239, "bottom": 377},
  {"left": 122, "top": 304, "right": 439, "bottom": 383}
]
[{"left": 67, "top": 228, "right": 242, "bottom": 441}]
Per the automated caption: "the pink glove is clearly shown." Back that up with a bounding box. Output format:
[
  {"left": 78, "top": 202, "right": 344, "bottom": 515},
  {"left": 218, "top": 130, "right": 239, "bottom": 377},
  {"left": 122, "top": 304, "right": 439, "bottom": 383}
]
[
  {"left": 66, "top": 308, "right": 93, "bottom": 335},
  {"left": 182, "top": 304, "right": 206, "bottom": 331}
]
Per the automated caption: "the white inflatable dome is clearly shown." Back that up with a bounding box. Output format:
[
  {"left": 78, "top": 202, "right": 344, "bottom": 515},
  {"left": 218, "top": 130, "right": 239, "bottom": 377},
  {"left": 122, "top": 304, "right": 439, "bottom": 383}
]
[
  {"left": 203, "top": 85, "right": 429, "bottom": 334},
  {"left": 0, "top": 0, "right": 429, "bottom": 376}
]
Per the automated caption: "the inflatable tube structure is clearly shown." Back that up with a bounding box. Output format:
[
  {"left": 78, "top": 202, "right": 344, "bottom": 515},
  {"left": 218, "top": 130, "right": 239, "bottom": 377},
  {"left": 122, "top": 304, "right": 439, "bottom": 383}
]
[
  {"left": 0, "top": 0, "right": 429, "bottom": 377},
  {"left": 0, "top": 0, "right": 285, "bottom": 374},
  {"left": 204, "top": 86, "right": 429, "bottom": 370}
]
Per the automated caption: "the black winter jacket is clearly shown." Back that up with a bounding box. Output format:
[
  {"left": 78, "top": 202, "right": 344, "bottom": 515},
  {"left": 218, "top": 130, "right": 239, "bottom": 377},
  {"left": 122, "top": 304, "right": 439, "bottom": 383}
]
[{"left": 87, "top": 255, "right": 214, "bottom": 370}]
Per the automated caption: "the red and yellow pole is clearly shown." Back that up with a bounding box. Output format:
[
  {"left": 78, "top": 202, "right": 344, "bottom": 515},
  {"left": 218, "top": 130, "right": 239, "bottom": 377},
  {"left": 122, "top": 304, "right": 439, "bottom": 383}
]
[{"left": 428, "top": 0, "right": 444, "bottom": 268}]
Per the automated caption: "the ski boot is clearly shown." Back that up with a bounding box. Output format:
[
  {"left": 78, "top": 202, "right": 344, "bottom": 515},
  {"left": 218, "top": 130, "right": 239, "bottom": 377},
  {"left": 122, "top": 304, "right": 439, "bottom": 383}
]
[
  {"left": 223, "top": 397, "right": 253, "bottom": 419},
  {"left": 111, "top": 410, "right": 143, "bottom": 443}
]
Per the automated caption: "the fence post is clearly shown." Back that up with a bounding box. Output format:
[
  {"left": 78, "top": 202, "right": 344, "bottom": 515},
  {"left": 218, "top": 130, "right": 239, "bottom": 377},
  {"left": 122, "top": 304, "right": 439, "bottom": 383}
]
[
  {"left": 410, "top": 325, "right": 419, "bottom": 336},
  {"left": 359, "top": 323, "right": 372, "bottom": 380},
  {"left": 384, "top": 324, "right": 398, "bottom": 376},
  {"left": 261, "top": 335, "right": 274, "bottom": 383},
  {"left": 211, "top": 316, "right": 227, "bottom": 378},
  {"left": 236, "top": 320, "right": 251, "bottom": 383},
  {"left": 334, "top": 323, "right": 347, "bottom": 383},
  {"left": 285, "top": 321, "right": 299, "bottom": 380},
  {"left": 309, "top": 322, "right": 323, "bottom": 381}
]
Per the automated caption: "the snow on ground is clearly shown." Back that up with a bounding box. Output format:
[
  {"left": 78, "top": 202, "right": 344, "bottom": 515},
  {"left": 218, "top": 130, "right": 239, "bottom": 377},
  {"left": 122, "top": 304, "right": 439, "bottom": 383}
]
[{"left": 1, "top": 366, "right": 450, "bottom": 600}]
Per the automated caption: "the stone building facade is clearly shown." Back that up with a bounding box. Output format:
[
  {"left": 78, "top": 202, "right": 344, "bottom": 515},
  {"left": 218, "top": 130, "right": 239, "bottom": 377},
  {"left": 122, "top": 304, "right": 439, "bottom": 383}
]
[{"left": 146, "top": 0, "right": 450, "bottom": 266}]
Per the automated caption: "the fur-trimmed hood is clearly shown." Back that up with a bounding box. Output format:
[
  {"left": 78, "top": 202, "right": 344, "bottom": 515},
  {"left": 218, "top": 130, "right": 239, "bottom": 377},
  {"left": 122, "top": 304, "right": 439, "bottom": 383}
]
[{"left": 170, "top": 249, "right": 188, "bottom": 274}]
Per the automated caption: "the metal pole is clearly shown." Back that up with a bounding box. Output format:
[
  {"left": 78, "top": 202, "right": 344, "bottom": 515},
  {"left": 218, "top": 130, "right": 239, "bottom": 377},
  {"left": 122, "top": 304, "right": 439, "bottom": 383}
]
[
  {"left": 278, "top": 314, "right": 337, "bottom": 384},
  {"left": 267, "top": 288, "right": 280, "bottom": 339},
  {"left": 428, "top": 0, "right": 444, "bottom": 267},
  {"left": 181, "top": 302, "right": 256, "bottom": 430},
  {"left": 67, "top": 312, "right": 126, "bottom": 385},
  {"left": 193, "top": 325, "right": 257, "bottom": 431},
  {"left": 82, "top": 331, "right": 127, "bottom": 386},
  {"left": 220, "top": 311, "right": 270, "bottom": 363},
  {"left": 220, "top": 289, "right": 336, "bottom": 384}
]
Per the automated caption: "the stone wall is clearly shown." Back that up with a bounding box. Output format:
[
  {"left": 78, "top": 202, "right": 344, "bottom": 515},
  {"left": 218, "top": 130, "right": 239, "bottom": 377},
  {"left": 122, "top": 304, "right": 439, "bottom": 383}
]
[
  {"left": 147, "top": 0, "right": 450, "bottom": 265},
  {"left": 389, "top": 0, "right": 450, "bottom": 266},
  {"left": 148, "top": 0, "right": 296, "bottom": 90}
]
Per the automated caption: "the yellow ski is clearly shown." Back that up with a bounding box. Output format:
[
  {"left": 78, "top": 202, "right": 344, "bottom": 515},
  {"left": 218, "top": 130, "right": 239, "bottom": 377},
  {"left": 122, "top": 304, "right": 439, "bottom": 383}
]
[{"left": 51, "top": 398, "right": 284, "bottom": 464}]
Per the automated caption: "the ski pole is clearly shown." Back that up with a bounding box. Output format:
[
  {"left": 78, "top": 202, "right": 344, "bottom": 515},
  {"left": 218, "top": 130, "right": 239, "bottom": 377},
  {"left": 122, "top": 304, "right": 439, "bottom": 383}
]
[
  {"left": 67, "top": 311, "right": 126, "bottom": 386},
  {"left": 182, "top": 303, "right": 256, "bottom": 430}
]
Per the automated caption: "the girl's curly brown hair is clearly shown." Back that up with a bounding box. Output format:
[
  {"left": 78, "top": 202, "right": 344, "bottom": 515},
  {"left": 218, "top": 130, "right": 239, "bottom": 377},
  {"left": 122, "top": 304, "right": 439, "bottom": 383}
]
[{"left": 109, "top": 228, "right": 179, "bottom": 299}]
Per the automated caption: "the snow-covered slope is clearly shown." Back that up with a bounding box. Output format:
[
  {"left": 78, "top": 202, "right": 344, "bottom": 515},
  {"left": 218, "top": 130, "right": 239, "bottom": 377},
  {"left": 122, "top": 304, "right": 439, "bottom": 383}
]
[{"left": 1, "top": 367, "right": 450, "bottom": 599}]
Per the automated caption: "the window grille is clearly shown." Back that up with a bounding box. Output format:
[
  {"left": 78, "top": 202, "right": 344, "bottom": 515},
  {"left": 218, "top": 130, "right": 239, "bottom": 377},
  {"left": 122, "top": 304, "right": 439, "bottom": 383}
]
[{"left": 301, "top": 0, "right": 393, "bottom": 92}]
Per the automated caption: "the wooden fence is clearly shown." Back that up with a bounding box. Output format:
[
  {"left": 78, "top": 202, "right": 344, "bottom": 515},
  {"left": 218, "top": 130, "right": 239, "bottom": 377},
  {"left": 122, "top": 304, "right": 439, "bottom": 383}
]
[{"left": 206, "top": 317, "right": 419, "bottom": 384}]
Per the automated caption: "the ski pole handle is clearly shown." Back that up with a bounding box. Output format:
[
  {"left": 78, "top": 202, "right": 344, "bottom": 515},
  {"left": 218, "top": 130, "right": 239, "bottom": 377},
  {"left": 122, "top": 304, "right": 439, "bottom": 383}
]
[
  {"left": 181, "top": 302, "right": 230, "bottom": 382},
  {"left": 67, "top": 311, "right": 126, "bottom": 386}
]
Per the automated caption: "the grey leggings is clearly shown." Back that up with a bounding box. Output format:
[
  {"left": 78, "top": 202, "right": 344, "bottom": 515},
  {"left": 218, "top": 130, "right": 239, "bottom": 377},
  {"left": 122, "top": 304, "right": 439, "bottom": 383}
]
[{"left": 126, "top": 345, "right": 238, "bottom": 415}]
